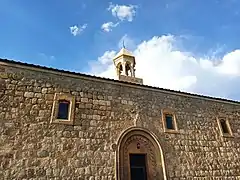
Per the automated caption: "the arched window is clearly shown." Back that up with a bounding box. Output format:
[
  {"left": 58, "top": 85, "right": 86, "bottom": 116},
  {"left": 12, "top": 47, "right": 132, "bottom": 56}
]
[
  {"left": 119, "top": 64, "right": 123, "bottom": 75},
  {"left": 57, "top": 100, "right": 70, "bottom": 120},
  {"left": 117, "top": 63, "right": 123, "bottom": 75}
]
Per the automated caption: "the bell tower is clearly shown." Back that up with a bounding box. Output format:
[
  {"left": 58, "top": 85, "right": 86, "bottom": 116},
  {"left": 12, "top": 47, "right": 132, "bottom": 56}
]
[{"left": 113, "top": 47, "right": 143, "bottom": 85}]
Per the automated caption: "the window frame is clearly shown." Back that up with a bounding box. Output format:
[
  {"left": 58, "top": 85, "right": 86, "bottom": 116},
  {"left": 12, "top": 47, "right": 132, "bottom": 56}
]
[
  {"left": 51, "top": 93, "right": 75, "bottom": 125},
  {"left": 217, "top": 117, "right": 233, "bottom": 138},
  {"left": 161, "top": 109, "right": 179, "bottom": 133}
]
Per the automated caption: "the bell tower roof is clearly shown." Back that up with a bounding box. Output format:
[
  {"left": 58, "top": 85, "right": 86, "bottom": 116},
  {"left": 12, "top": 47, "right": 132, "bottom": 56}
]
[{"left": 113, "top": 48, "right": 134, "bottom": 60}]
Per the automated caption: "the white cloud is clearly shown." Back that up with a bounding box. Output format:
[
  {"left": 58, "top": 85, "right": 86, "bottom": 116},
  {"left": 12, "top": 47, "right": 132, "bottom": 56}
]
[
  {"left": 101, "top": 22, "right": 119, "bottom": 32},
  {"left": 98, "top": 50, "right": 116, "bottom": 64},
  {"left": 88, "top": 50, "right": 116, "bottom": 76},
  {"left": 88, "top": 35, "right": 240, "bottom": 100},
  {"left": 69, "top": 24, "right": 87, "bottom": 36},
  {"left": 108, "top": 3, "right": 137, "bottom": 22}
]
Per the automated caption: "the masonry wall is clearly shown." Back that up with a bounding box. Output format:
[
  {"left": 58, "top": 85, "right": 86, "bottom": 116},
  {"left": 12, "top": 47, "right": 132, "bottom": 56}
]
[{"left": 0, "top": 62, "right": 240, "bottom": 179}]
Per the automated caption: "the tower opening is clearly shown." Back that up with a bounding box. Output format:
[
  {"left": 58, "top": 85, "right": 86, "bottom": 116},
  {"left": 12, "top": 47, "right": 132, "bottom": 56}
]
[
  {"left": 125, "top": 63, "right": 131, "bottom": 76},
  {"left": 118, "top": 63, "right": 123, "bottom": 75}
]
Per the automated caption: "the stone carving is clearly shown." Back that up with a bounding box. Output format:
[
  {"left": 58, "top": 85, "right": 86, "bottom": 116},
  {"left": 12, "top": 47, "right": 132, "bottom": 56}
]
[
  {"left": 133, "top": 111, "right": 141, "bottom": 127},
  {"left": 132, "top": 106, "right": 144, "bottom": 127},
  {"left": 118, "top": 130, "right": 163, "bottom": 180}
]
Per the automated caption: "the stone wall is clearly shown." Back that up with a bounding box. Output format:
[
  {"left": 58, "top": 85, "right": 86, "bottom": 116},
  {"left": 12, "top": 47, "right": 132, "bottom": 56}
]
[{"left": 0, "top": 61, "right": 240, "bottom": 179}]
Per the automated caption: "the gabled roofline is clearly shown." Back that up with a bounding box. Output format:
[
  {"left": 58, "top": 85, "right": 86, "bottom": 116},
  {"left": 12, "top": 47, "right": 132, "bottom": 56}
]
[{"left": 1, "top": 58, "right": 240, "bottom": 105}]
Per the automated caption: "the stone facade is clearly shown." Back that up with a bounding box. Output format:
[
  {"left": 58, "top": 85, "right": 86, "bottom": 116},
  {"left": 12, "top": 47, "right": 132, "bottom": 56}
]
[{"left": 0, "top": 59, "right": 240, "bottom": 179}]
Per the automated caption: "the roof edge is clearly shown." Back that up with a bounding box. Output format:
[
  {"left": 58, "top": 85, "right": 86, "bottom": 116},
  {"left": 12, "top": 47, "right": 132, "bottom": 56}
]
[
  {"left": 113, "top": 48, "right": 135, "bottom": 60},
  {"left": 1, "top": 58, "right": 240, "bottom": 105}
]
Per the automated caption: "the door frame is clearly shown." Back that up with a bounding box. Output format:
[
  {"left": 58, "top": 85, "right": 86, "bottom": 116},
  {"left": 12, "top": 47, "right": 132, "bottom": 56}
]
[{"left": 115, "top": 127, "right": 167, "bottom": 180}]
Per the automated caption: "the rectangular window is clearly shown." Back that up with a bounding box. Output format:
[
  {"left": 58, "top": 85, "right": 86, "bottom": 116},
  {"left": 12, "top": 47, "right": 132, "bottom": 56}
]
[
  {"left": 217, "top": 117, "right": 233, "bottom": 138},
  {"left": 57, "top": 100, "right": 70, "bottom": 120},
  {"left": 51, "top": 93, "right": 75, "bottom": 125},
  {"left": 161, "top": 110, "right": 179, "bottom": 133},
  {"left": 220, "top": 119, "right": 229, "bottom": 134},
  {"left": 165, "top": 114, "right": 174, "bottom": 129}
]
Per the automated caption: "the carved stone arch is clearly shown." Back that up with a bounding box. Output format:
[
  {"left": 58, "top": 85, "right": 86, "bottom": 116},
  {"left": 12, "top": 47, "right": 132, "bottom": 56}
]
[
  {"left": 116, "top": 127, "right": 167, "bottom": 180},
  {"left": 116, "top": 62, "right": 123, "bottom": 75},
  {"left": 125, "top": 62, "right": 131, "bottom": 76}
]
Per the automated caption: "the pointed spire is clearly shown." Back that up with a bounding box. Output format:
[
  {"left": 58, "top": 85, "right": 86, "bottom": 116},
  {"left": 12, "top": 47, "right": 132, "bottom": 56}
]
[{"left": 122, "top": 40, "right": 125, "bottom": 49}]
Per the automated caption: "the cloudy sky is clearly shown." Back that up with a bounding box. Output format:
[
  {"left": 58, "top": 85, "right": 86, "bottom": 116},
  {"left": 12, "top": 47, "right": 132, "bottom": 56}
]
[{"left": 1, "top": 0, "right": 240, "bottom": 100}]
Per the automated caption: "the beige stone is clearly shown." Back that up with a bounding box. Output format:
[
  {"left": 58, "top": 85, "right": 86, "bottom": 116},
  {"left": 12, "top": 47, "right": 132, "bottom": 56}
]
[
  {"left": 1, "top": 53, "right": 240, "bottom": 179},
  {"left": 24, "top": 92, "right": 34, "bottom": 98}
]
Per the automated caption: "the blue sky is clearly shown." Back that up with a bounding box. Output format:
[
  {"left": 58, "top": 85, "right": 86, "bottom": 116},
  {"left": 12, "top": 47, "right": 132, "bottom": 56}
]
[{"left": 1, "top": 0, "right": 240, "bottom": 99}]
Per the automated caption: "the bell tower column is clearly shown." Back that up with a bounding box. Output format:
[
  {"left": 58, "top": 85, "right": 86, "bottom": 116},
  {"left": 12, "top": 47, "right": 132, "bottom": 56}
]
[{"left": 122, "top": 61, "right": 126, "bottom": 76}]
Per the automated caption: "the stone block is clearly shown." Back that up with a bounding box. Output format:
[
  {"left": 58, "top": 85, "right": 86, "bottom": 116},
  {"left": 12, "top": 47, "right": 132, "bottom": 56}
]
[{"left": 24, "top": 92, "right": 34, "bottom": 98}]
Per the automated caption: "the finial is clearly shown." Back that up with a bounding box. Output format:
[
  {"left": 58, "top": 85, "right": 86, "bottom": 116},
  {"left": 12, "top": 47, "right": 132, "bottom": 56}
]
[{"left": 122, "top": 40, "right": 125, "bottom": 49}]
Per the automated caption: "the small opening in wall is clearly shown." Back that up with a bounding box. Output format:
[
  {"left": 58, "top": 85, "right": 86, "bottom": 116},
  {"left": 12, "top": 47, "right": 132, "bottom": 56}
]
[
  {"left": 57, "top": 100, "right": 70, "bottom": 120},
  {"left": 119, "top": 64, "right": 123, "bottom": 75},
  {"left": 220, "top": 119, "right": 230, "bottom": 134},
  {"left": 165, "top": 114, "right": 174, "bottom": 130},
  {"left": 126, "top": 63, "right": 131, "bottom": 76}
]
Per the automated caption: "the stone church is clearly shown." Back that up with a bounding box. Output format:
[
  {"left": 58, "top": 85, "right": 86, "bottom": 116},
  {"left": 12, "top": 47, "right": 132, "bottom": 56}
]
[{"left": 0, "top": 48, "right": 240, "bottom": 180}]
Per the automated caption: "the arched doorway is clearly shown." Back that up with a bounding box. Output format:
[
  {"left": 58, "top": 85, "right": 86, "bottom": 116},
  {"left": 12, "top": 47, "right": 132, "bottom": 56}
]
[{"left": 116, "top": 127, "right": 166, "bottom": 180}]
